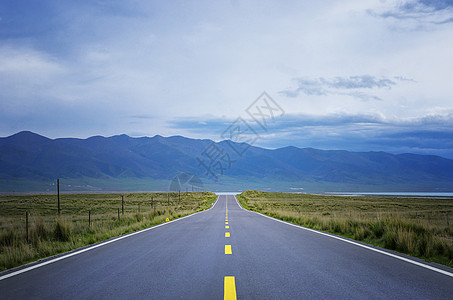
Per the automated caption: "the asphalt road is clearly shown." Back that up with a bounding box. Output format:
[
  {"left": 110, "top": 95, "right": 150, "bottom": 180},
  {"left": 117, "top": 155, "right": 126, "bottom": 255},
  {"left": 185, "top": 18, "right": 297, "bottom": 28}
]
[{"left": 1, "top": 194, "right": 452, "bottom": 299}]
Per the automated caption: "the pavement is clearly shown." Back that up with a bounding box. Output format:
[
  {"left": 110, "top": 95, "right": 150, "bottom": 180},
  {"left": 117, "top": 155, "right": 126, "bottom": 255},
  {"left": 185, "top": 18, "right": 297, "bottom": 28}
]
[{"left": 1, "top": 194, "right": 452, "bottom": 299}]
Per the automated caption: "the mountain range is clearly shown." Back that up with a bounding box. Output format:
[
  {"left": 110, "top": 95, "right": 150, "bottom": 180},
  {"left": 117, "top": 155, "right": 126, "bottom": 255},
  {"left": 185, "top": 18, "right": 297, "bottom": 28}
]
[{"left": 1, "top": 131, "right": 453, "bottom": 193}]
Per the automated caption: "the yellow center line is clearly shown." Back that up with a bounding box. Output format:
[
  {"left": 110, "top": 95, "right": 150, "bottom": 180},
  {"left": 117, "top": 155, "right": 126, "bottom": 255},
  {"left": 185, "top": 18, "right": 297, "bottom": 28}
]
[
  {"left": 224, "top": 276, "right": 237, "bottom": 300},
  {"left": 225, "top": 195, "right": 229, "bottom": 228},
  {"left": 224, "top": 197, "right": 237, "bottom": 299},
  {"left": 225, "top": 195, "right": 228, "bottom": 219}
]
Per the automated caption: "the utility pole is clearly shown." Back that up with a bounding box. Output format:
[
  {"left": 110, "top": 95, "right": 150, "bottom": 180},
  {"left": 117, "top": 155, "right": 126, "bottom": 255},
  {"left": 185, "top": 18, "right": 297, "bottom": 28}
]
[{"left": 26, "top": 211, "right": 29, "bottom": 243}]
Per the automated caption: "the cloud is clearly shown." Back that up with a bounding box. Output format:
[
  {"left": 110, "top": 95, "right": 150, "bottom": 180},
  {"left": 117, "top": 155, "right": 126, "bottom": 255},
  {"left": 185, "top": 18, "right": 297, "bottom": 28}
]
[
  {"left": 279, "top": 75, "right": 400, "bottom": 101},
  {"left": 280, "top": 79, "right": 328, "bottom": 97},
  {"left": 323, "top": 75, "right": 396, "bottom": 89},
  {"left": 270, "top": 113, "right": 386, "bottom": 128},
  {"left": 0, "top": 1, "right": 452, "bottom": 161},
  {"left": 435, "top": 16, "right": 453, "bottom": 23},
  {"left": 368, "top": 0, "right": 453, "bottom": 25},
  {"left": 166, "top": 112, "right": 453, "bottom": 158},
  {"left": 167, "top": 117, "right": 234, "bottom": 139},
  {"left": 393, "top": 76, "right": 416, "bottom": 82},
  {"left": 130, "top": 115, "right": 154, "bottom": 120},
  {"left": 340, "top": 91, "right": 382, "bottom": 102},
  {"left": 408, "top": 0, "right": 453, "bottom": 12},
  {"left": 263, "top": 113, "right": 453, "bottom": 158}
]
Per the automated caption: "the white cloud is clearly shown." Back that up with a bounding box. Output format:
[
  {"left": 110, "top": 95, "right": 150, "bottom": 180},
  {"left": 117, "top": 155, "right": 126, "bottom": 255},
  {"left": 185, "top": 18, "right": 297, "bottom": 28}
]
[{"left": 0, "top": 0, "right": 452, "bottom": 158}]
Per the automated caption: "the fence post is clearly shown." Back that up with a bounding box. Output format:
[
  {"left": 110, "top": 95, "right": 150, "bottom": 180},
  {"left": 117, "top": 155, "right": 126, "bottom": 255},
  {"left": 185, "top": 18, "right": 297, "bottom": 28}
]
[
  {"left": 179, "top": 190, "right": 181, "bottom": 202},
  {"left": 121, "top": 195, "right": 124, "bottom": 215},
  {"left": 26, "top": 211, "right": 29, "bottom": 243},
  {"left": 118, "top": 208, "right": 120, "bottom": 221},
  {"left": 57, "top": 178, "right": 60, "bottom": 216},
  {"left": 89, "top": 210, "right": 91, "bottom": 227},
  {"left": 447, "top": 213, "right": 450, "bottom": 226}
]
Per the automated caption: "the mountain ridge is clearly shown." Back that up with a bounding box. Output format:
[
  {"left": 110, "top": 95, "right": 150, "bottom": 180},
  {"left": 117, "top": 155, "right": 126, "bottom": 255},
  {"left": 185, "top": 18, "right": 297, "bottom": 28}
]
[{"left": 1, "top": 131, "right": 453, "bottom": 192}]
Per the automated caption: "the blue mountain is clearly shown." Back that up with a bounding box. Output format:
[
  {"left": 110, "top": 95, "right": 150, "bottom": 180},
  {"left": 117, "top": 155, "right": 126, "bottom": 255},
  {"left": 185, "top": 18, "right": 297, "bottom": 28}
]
[{"left": 1, "top": 131, "right": 453, "bottom": 192}]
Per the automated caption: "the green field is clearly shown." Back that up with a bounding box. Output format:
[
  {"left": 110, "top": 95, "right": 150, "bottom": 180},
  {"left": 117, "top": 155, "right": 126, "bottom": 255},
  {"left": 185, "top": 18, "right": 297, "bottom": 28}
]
[
  {"left": 0, "top": 192, "right": 217, "bottom": 271},
  {"left": 237, "top": 191, "right": 453, "bottom": 267}
]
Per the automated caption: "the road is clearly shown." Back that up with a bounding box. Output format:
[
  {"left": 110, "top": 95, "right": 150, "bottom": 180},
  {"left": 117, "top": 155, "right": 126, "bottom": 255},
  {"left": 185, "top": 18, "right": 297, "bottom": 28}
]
[{"left": 1, "top": 194, "right": 452, "bottom": 299}]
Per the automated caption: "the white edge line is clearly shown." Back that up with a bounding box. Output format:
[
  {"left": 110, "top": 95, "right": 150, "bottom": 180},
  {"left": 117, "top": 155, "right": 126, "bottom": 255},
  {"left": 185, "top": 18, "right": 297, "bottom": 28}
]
[
  {"left": 0, "top": 195, "right": 220, "bottom": 281},
  {"left": 233, "top": 195, "right": 453, "bottom": 278}
]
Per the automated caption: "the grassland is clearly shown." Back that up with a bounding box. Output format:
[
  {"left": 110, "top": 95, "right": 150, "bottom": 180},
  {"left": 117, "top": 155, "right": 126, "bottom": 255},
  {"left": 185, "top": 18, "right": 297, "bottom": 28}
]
[
  {"left": 0, "top": 192, "right": 217, "bottom": 271},
  {"left": 237, "top": 191, "right": 453, "bottom": 268}
]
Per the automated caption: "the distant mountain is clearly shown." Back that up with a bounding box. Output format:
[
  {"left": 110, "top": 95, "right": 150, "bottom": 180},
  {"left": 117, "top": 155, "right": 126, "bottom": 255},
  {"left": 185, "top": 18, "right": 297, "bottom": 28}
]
[{"left": 1, "top": 131, "right": 453, "bottom": 192}]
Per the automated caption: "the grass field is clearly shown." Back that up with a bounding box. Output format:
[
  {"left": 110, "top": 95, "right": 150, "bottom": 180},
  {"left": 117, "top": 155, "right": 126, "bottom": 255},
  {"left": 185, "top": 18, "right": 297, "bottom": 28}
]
[
  {"left": 0, "top": 192, "right": 217, "bottom": 271},
  {"left": 237, "top": 191, "right": 453, "bottom": 268}
]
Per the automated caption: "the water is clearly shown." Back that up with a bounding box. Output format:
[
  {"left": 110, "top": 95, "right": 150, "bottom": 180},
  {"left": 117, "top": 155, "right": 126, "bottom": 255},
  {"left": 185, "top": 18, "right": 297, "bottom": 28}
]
[
  {"left": 214, "top": 191, "right": 242, "bottom": 195},
  {"left": 329, "top": 192, "right": 453, "bottom": 197},
  {"left": 214, "top": 191, "right": 453, "bottom": 197}
]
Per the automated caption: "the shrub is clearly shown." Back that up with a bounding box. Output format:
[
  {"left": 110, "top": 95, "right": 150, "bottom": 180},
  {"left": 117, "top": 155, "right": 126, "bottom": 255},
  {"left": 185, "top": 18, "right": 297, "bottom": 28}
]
[
  {"left": 54, "top": 219, "right": 71, "bottom": 242},
  {"left": 370, "top": 221, "right": 385, "bottom": 238},
  {"left": 31, "top": 218, "right": 49, "bottom": 242},
  {"left": 0, "top": 229, "right": 20, "bottom": 247}
]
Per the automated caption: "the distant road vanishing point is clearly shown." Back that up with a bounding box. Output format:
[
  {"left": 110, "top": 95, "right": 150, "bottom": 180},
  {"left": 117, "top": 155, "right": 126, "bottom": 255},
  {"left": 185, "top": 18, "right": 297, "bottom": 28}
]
[{"left": 1, "top": 195, "right": 452, "bottom": 299}]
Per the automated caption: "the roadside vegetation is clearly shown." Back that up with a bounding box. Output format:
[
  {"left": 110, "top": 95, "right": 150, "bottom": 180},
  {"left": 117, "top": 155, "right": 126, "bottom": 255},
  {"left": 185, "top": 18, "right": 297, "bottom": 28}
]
[
  {"left": 237, "top": 190, "right": 453, "bottom": 268},
  {"left": 0, "top": 192, "right": 217, "bottom": 271}
]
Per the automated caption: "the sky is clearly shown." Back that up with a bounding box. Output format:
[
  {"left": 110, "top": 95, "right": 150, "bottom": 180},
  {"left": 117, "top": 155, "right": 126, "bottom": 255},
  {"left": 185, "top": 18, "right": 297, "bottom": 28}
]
[{"left": 1, "top": 0, "right": 453, "bottom": 158}]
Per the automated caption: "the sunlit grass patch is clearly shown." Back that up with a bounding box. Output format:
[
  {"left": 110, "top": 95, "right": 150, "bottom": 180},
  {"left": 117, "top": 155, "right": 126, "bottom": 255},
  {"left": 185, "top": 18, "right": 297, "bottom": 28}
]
[
  {"left": 237, "top": 191, "right": 453, "bottom": 267},
  {"left": 0, "top": 191, "right": 216, "bottom": 271}
]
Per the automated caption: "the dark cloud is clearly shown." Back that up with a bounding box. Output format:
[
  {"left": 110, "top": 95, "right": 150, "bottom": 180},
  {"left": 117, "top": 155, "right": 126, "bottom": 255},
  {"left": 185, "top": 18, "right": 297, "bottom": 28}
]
[
  {"left": 271, "top": 114, "right": 453, "bottom": 158},
  {"left": 369, "top": 0, "right": 453, "bottom": 24},
  {"left": 269, "top": 113, "right": 385, "bottom": 128},
  {"left": 279, "top": 75, "right": 400, "bottom": 100},
  {"left": 168, "top": 113, "right": 453, "bottom": 159},
  {"left": 418, "top": 0, "right": 453, "bottom": 11},
  {"left": 386, "top": 130, "right": 453, "bottom": 141}
]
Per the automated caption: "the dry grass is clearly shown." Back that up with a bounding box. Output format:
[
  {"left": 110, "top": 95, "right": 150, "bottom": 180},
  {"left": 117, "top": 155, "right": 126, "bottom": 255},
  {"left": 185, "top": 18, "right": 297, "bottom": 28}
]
[
  {"left": 237, "top": 190, "right": 453, "bottom": 267},
  {"left": 0, "top": 192, "right": 217, "bottom": 271}
]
